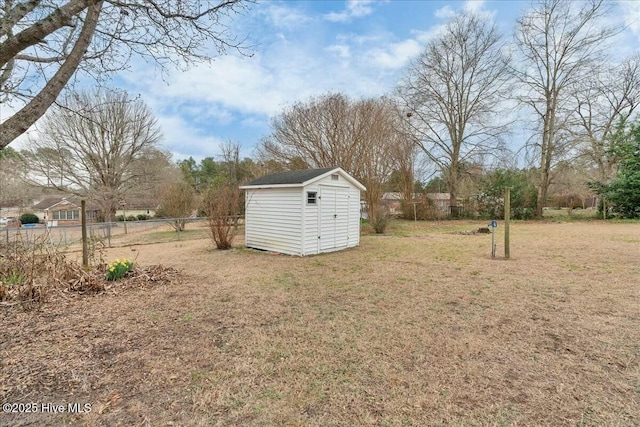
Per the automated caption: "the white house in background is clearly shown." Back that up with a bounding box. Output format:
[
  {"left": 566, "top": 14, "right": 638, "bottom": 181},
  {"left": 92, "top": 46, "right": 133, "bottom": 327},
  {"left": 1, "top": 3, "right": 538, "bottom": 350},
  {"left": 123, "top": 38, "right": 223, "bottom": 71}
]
[{"left": 240, "top": 167, "right": 366, "bottom": 256}]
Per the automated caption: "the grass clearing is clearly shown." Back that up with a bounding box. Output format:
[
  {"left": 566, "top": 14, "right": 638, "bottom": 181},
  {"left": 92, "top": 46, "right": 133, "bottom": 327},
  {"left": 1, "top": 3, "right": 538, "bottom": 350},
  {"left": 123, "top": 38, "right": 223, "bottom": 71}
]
[
  {"left": 542, "top": 207, "right": 599, "bottom": 219},
  {"left": 1, "top": 220, "right": 639, "bottom": 426}
]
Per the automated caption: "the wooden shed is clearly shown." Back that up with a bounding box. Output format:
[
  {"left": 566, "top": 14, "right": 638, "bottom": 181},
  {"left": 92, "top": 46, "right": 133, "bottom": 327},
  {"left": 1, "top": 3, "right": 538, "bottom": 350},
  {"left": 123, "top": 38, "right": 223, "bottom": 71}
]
[{"left": 240, "top": 167, "right": 366, "bottom": 256}]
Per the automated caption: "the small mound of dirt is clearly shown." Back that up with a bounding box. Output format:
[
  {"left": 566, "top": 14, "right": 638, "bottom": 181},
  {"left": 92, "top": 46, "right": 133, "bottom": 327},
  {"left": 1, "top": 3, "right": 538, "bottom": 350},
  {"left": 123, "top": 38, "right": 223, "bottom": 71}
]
[{"left": 452, "top": 228, "right": 492, "bottom": 236}]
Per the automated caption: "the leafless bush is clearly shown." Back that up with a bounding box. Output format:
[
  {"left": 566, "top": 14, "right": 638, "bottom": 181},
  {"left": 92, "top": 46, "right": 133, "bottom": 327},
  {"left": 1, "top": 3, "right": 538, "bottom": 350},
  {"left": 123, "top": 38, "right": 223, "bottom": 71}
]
[
  {"left": 0, "top": 231, "right": 108, "bottom": 310},
  {"left": 203, "top": 184, "right": 242, "bottom": 250},
  {"left": 0, "top": 232, "right": 66, "bottom": 309},
  {"left": 159, "top": 181, "right": 197, "bottom": 231},
  {"left": 371, "top": 205, "right": 391, "bottom": 234}
]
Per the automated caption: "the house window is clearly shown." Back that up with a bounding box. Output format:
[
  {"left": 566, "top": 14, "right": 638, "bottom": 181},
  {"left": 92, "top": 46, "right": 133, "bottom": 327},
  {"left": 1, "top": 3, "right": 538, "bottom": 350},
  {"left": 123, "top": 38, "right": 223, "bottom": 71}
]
[
  {"left": 307, "top": 191, "right": 317, "bottom": 205},
  {"left": 53, "top": 210, "right": 80, "bottom": 220},
  {"left": 331, "top": 174, "right": 339, "bottom": 181}
]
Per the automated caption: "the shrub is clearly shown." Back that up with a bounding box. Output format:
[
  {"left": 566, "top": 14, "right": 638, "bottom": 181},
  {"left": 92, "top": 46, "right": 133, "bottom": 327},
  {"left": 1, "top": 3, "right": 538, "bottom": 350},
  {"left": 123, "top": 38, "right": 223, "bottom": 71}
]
[
  {"left": 401, "top": 197, "right": 444, "bottom": 221},
  {"left": 371, "top": 205, "right": 391, "bottom": 234},
  {"left": 203, "top": 184, "right": 241, "bottom": 249},
  {"left": 106, "top": 258, "right": 134, "bottom": 281},
  {"left": 19, "top": 212, "right": 39, "bottom": 224},
  {"left": 127, "top": 215, "right": 137, "bottom": 221},
  {"left": 136, "top": 214, "right": 149, "bottom": 221}
]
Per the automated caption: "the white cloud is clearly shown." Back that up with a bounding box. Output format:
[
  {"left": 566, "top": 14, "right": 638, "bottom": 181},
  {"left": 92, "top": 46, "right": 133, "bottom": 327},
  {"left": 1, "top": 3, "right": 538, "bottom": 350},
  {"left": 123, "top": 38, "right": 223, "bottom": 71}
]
[
  {"left": 463, "top": 0, "right": 486, "bottom": 14},
  {"left": 620, "top": 0, "right": 640, "bottom": 42},
  {"left": 154, "top": 114, "right": 224, "bottom": 161},
  {"left": 324, "top": 0, "right": 381, "bottom": 23},
  {"left": 263, "top": 4, "right": 312, "bottom": 30},
  {"left": 326, "top": 44, "right": 351, "bottom": 59},
  {"left": 365, "top": 39, "right": 422, "bottom": 70},
  {"left": 435, "top": 0, "right": 494, "bottom": 21},
  {"left": 434, "top": 5, "right": 456, "bottom": 20},
  {"left": 142, "top": 55, "right": 287, "bottom": 117}
]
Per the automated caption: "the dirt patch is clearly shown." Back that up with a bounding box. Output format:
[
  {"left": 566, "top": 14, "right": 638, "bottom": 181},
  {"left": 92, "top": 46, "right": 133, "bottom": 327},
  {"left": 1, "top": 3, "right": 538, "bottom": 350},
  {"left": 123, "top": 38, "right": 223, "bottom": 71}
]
[{"left": 1, "top": 220, "right": 639, "bottom": 426}]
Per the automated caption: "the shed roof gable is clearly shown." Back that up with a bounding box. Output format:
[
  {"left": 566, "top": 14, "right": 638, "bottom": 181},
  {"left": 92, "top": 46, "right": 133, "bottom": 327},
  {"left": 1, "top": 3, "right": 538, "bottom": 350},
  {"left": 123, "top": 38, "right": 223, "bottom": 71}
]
[
  {"left": 240, "top": 167, "right": 366, "bottom": 191},
  {"left": 243, "top": 167, "right": 335, "bottom": 186}
]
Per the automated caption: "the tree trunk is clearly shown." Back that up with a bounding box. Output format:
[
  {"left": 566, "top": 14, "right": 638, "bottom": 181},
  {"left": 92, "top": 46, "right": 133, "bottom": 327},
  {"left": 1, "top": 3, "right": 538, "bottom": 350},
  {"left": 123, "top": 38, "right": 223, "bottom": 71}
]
[
  {"left": 536, "top": 167, "right": 550, "bottom": 218},
  {"left": 448, "top": 162, "right": 459, "bottom": 219},
  {"left": 0, "top": 2, "right": 103, "bottom": 149}
]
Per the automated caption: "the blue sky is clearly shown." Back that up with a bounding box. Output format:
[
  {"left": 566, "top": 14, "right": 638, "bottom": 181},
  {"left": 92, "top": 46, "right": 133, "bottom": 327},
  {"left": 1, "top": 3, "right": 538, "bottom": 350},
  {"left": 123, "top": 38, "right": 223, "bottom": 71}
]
[
  {"left": 128, "top": 0, "right": 526, "bottom": 161},
  {"left": 14, "top": 0, "right": 640, "bottom": 163}
]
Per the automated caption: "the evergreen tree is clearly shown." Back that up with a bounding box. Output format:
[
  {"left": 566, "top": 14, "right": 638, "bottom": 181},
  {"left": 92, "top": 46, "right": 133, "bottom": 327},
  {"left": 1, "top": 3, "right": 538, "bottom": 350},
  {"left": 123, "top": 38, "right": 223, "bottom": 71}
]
[{"left": 605, "top": 124, "right": 640, "bottom": 218}]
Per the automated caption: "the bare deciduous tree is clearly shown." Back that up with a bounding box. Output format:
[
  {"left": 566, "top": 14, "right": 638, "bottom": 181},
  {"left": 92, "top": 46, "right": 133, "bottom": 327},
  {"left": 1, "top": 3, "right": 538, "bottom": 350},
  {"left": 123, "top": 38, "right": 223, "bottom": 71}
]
[
  {"left": 0, "top": 146, "right": 34, "bottom": 206},
  {"left": 0, "top": 0, "right": 252, "bottom": 149},
  {"left": 571, "top": 54, "right": 640, "bottom": 185},
  {"left": 397, "top": 11, "right": 511, "bottom": 217},
  {"left": 260, "top": 94, "right": 360, "bottom": 174},
  {"left": 219, "top": 140, "right": 241, "bottom": 184},
  {"left": 23, "top": 89, "right": 164, "bottom": 220},
  {"left": 259, "top": 93, "right": 407, "bottom": 229},
  {"left": 515, "top": 0, "right": 617, "bottom": 217},
  {"left": 159, "top": 180, "right": 196, "bottom": 231},
  {"left": 353, "top": 98, "right": 409, "bottom": 231}
]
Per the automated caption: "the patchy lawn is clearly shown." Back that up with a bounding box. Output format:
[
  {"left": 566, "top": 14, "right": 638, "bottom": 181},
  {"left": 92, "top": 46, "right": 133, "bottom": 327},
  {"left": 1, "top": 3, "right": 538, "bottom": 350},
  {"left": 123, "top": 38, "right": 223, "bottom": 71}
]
[{"left": 1, "top": 220, "right": 639, "bottom": 426}]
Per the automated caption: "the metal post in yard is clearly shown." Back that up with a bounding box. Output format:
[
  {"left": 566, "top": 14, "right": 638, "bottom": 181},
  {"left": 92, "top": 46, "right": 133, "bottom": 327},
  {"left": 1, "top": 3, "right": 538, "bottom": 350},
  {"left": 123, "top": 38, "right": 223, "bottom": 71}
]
[
  {"left": 121, "top": 201, "right": 128, "bottom": 235},
  {"left": 491, "top": 225, "right": 496, "bottom": 258}
]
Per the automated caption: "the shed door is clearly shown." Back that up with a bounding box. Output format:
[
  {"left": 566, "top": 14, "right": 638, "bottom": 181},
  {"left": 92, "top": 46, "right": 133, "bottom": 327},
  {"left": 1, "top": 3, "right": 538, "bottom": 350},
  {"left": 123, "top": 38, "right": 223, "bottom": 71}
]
[{"left": 319, "top": 186, "right": 349, "bottom": 252}]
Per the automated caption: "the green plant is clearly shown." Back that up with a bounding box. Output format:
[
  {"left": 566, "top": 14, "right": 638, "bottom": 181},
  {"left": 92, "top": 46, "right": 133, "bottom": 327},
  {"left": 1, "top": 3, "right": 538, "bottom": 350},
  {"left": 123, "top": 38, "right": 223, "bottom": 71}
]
[
  {"left": 19, "top": 212, "right": 39, "bottom": 224},
  {"left": 106, "top": 258, "right": 134, "bottom": 281},
  {"left": 1, "top": 273, "right": 25, "bottom": 285},
  {"left": 136, "top": 214, "right": 149, "bottom": 220},
  {"left": 601, "top": 123, "right": 640, "bottom": 218}
]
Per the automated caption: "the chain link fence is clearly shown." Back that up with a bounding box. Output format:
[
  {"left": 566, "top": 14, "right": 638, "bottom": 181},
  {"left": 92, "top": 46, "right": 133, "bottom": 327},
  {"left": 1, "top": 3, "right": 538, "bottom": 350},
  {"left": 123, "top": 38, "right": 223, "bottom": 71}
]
[{"left": 1, "top": 217, "right": 215, "bottom": 248}]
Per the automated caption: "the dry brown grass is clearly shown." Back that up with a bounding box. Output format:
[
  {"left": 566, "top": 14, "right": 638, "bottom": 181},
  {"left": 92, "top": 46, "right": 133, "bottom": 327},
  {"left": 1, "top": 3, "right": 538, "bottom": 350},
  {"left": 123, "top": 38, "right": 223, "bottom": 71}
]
[{"left": 1, "top": 220, "right": 639, "bottom": 426}]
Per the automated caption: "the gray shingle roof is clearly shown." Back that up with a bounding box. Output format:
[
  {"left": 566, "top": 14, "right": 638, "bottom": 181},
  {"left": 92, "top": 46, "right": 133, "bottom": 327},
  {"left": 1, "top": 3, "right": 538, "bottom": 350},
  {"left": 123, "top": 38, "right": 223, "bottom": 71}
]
[
  {"left": 244, "top": 167, "right": 336, "bottom": 186},
  {"left": 32, "top": 196, "right": 66, "bottom": 210}
]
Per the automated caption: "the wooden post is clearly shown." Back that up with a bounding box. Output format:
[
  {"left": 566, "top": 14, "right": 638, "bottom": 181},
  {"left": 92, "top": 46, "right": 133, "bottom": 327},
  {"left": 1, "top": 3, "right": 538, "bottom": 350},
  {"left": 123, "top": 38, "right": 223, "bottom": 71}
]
[
  {"left": 504, "top": 187, "right": 511, "bottom": 259},
  {"left": 81, "top": 200, "right": 88, "bottom": 268},
  {"left": 121, "top": 201, "right": 128, "bottom": 235}
]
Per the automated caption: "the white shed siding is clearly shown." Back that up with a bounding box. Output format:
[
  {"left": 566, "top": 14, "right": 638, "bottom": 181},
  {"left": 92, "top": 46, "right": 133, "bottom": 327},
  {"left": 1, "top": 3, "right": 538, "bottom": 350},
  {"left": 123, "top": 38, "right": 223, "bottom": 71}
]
[
  {"left": 245, "top": 188, "right": 303, "bottom": 255},
  {"left": 348, "top": 187, "right": 361, "bottom": 246},
  {"left": 334, "top": 187, "right": 350, "bottom": 248},
  {"left": 242, "top": 167, "right": 364, "bottom": 256},
  {"left": 314, "top": 173, "right": 349, "bottom": 187},
  {"left": 303, "top": 187, "right": 320, "bottom": 256}
]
